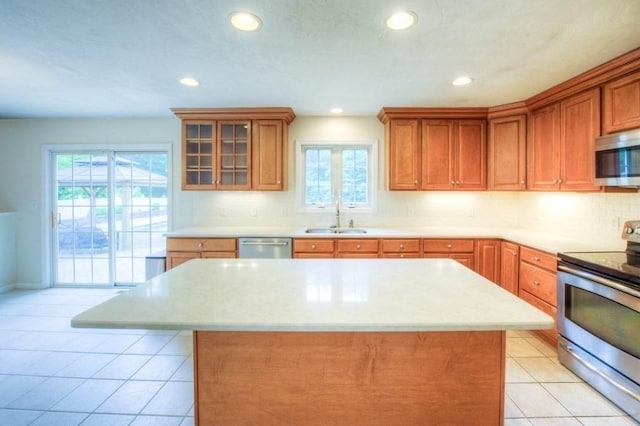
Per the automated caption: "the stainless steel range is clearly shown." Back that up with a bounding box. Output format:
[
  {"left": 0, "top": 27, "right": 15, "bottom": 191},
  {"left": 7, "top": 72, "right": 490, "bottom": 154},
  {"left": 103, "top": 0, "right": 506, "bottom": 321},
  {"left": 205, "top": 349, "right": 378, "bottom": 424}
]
[{"left": 558, "top": 221, "right": 640, "bottom": 421}]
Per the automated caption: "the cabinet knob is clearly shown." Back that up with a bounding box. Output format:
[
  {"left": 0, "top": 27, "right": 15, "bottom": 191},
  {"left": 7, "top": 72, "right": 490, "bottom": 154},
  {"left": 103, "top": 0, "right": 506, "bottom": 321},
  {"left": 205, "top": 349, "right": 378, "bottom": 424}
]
[
  {"left": 414, "top": 180, "right": 418, "bottom": 185},
  {"left": 520, "top": 180, "right": 525, "bottom": 185},
  {"left": 450, "top": 181, "right": 455, "bottom": 185},
  {"left": 447, "top": 244, "right": 452, "bottom": 249},
  {"left": 198, "top": 242, "right": 204, "bottom": 248},
  {"left": 399, "top": 244, "right": 405, "bottom": 250},
  {"left": 356, "top": 244, "right": 361, "bottom": 249},
  {"left": 511, "top": 251, "right": 517, "bottom": 256},
  {"left": 558, "top": 178, "right": 563, "bottom": 184},
  {"left": 456, "top": 180, "right": 461, "bottom": 185},
  {"left": 533, "top": 280, "right": 541, "bottom": 286},
  {"left": 533, "top": 256, "right": 540, "bottom": 261},
  {"left": 277, "top": 180, "right": 281, "bottom": 184},
  {"left": 311, "top": 244, "right": 317, "bottom": 249}
]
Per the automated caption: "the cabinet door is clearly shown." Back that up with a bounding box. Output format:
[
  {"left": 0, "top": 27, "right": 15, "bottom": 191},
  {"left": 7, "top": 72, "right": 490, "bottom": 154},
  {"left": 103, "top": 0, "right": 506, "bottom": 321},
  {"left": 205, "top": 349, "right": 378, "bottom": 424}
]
[
  {"left": 499, "top": 241, "right": 519, "bottom": 294},
  {"left": 217, "top": 121, "right": 251, "bottom": 190},
  {"left": 387, "top": 119, "right": 421, "bottom": 190},
  {"left": 560, "top": 88, "right": 600, "bottom": 191},
  {"left": 474, "top": 239, "right": 500, "bottom": 283},
  {"left": 421, "top": 120, "right": 454, "bottom": 189},
  {"left": 528, "top": 104, "right": 561, "bottom": 190},
  {"left": 252, "top": 120, "right": 285, "bottom": 190},
  {"left": 167, "top": 251, "right": 200, "bottom": 270},
  {"left": 182, "top": 121, "right": 216, "bottom": 190},
  {"left": 488, "top": 115, "right": 526, "bottom": 190},
  {"left": 455, "top": 120, "right": 487, "bottom": 190},
  {"left": 450, "top": 253, "right": 475, "bottom": 269},
  {"left": 603, "top": 71, "right": 640, "bottom": 134}
]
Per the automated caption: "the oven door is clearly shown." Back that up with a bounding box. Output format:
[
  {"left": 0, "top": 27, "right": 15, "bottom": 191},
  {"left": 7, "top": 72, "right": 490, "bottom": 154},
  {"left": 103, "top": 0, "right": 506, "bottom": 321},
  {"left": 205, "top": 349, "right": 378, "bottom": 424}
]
[{"left": 557, "top": 265, "right": 640, "bottom": 419}]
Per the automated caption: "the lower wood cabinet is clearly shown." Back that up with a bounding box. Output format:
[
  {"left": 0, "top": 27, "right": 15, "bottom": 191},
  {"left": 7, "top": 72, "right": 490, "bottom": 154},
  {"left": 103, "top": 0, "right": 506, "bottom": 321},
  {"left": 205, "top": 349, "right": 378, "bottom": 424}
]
[
  {"left": 292, "top": 239, "right": 335, "bottom": 258},
  {"left": 381, "top": 239, "right": 421, "bottom": 258},
  {"left": 475, "top": 239, "right": 501, "bottom": 282},
  {"left": 499, "top": 241, "right": 519, "bottom": 294},
  {"left": 518, "top": 246, "right": 558, "bottom": 346},
  {"left": 166, "top": 238, "right": 237, "bottom": 269},
  {"left": 423, "top": 239, "right": 475, "bottom": 269},
  {"left": 336, "top": 239, "right": 380, "bottom": 258}
]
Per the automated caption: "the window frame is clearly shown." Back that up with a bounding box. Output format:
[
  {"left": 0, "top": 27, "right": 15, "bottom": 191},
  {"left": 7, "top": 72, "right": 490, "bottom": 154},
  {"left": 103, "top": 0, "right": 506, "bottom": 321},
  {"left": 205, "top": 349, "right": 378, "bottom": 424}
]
[{"left": 295, "top": 139, "right": 378, "bottom": 213}]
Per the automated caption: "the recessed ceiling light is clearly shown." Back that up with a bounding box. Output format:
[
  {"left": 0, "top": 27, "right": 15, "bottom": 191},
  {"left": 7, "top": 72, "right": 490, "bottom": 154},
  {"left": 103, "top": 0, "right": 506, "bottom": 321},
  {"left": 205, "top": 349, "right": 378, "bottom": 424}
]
[
  {"left": 386, "top": 11, "right": 417, "bottom": 30},
  {"left": 179, "top": 77, "right": 199, "bottom": 87},
  {"left": 229, "top": 11, "right": 262, "bottom": 31},
  {"left": 452, "top": 76, "right": 473, "bottom": 86},
  {"left": 330, "top": 107, "right": 343, "bottom": 114}
]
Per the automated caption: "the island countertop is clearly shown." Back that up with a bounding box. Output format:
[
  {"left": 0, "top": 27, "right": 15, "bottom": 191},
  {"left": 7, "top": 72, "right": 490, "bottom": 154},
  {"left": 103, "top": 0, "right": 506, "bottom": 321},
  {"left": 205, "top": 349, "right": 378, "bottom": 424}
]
[{"left": 72, "top": 258, "right": 554, "bottom": 332}]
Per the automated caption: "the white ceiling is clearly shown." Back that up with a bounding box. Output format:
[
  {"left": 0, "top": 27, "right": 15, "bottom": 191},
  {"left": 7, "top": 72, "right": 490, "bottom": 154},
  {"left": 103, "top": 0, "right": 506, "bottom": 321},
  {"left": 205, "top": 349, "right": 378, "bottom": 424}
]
[{"left": 1, "top": 0, "right": 640, "bottom": 118}]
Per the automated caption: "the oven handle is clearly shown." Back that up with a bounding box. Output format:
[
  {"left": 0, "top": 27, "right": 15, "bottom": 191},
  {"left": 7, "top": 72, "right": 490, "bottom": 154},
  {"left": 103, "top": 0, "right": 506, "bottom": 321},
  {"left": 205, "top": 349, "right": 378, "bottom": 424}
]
[
  {"left": 561, "top": 342, "right": 640, "bottom": 403},
  {"left": 558, "top": 264, "right": 640, "bottom": 299}
]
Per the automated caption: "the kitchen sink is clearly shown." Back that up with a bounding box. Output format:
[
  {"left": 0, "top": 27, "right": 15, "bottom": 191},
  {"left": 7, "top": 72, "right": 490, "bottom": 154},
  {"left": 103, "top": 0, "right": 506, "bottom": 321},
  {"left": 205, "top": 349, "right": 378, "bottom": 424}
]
[{"left": 304, "top": 227, "right": 367, "bottom": 234}]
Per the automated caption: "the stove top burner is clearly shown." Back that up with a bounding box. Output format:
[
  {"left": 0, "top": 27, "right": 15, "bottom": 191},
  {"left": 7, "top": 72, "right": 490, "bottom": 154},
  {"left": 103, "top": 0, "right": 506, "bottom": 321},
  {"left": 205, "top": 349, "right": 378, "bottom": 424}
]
[{"left": 558, "top": 251, "right": 640, "bottom": 291}]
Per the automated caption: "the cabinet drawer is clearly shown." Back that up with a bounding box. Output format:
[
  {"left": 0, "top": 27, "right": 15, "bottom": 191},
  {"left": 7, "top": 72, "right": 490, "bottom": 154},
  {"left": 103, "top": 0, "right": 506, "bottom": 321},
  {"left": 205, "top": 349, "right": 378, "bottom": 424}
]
[
  {"left": 519, "top": 262, "right": 557, "bottom": 306},
  {"left": 167, "top": 238, "right": 237, "bottom": 252},
  {"left": 293, "top": 239, "right": 335, "bottom": 253},
  {"left": 423, "top": 239, "right": 474, "bottom": 253},
  {"left": 520, "top": 246, "right": 557, "bottom": 271},
  {"left": 337, "top": 239, "right": 379, "bottom": 253},
  {"left": 381, "top": 239, "right": 420, "bottom": 253}
]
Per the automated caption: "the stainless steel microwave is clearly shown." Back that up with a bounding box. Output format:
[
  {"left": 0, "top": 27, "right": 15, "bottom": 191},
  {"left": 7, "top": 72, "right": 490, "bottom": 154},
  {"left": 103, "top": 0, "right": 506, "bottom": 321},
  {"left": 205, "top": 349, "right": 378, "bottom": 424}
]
[{"left": 595, "top": 128, "right": 640, "bottom": 186}]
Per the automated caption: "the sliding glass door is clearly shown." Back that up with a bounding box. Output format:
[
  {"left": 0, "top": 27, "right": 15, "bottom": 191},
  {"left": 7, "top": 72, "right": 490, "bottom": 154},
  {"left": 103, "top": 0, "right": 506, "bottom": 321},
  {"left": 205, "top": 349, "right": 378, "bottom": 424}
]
[{"left": 51, "top": 150, "right": 169, "bottom": 286}]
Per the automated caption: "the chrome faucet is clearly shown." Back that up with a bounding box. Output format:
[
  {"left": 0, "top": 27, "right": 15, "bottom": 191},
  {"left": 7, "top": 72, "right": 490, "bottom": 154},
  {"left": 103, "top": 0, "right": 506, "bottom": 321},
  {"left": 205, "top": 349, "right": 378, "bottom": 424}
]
[{"left": 335, "top": 199, "right": 341, "bottom": 229}]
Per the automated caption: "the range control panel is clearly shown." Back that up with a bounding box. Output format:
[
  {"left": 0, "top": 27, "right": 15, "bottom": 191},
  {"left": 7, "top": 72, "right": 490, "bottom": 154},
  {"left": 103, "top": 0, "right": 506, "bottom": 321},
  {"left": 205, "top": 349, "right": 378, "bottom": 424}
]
[{"left": 622, "top": 220, "right": 640, "bottom": 243}]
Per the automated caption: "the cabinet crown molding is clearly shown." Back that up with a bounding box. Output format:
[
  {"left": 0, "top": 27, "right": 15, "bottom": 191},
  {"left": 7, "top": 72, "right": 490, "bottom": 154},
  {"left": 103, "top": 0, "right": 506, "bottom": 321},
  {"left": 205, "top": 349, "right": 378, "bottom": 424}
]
[
  {"left": 171, "top": 107, "right": 296, "bottom": 123},
  {"left": 377, "top": 107, "right": 489, "bottom": 123}
]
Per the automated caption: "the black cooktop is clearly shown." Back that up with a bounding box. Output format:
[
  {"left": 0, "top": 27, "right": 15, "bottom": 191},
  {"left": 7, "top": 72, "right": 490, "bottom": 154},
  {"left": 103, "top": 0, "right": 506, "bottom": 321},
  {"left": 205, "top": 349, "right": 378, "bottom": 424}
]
[{"left": 558, "top": 251, "right": 640, "bottom": 290}]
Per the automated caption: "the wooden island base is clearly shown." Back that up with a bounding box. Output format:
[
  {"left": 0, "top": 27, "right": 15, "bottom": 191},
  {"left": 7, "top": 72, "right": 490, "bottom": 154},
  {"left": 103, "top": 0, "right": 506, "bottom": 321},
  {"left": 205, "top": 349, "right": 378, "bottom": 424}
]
[{"left": 193, "top": 330, "right": 506, "bottom": 425}]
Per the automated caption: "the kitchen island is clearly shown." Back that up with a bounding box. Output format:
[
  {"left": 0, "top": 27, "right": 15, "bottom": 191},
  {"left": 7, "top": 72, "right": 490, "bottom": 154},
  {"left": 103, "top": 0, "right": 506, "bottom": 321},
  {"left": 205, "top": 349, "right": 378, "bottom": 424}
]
[{"left": 72, "top": 258, "right": 553, "bottom": 425}]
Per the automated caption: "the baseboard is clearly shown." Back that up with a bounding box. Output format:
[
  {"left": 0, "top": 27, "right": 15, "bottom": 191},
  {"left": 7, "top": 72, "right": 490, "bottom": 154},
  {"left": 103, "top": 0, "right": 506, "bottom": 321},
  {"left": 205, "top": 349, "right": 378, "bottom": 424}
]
[
  {"left": 0, "top": 283, "right": 14, "bottom": 294},
  {"left": 13, "top": 282, "right": 48, "bottom": 290}
]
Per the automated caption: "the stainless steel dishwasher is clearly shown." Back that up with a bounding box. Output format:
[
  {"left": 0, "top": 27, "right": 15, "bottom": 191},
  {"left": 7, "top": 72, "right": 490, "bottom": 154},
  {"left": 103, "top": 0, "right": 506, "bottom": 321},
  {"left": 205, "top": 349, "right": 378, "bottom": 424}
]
[{"left": 238, "top": 237, "right": 292, "bottom": 258}]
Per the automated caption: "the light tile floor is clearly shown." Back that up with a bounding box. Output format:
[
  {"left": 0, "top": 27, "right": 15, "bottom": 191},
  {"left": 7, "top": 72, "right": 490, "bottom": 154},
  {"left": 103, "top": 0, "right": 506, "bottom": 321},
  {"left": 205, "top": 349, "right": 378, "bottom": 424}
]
[{"left": 0, "top": 288, "right": 637, "bottom": 425}]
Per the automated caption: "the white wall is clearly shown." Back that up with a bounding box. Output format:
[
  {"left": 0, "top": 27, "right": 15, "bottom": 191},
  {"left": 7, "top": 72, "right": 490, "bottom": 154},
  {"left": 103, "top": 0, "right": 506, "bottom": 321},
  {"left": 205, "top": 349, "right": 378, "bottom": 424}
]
[
  {"left": 0, "top": 212, "right": 16, "bottom": 292},
  {"left": 0, "top": 115, "right": 638, "bottom": 288}
]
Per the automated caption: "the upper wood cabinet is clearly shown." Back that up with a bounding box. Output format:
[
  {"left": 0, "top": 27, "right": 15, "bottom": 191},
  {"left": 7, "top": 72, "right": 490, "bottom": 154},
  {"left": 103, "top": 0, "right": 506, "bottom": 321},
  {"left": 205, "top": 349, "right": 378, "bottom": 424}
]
[
  {"left": 173, "top": 108, "right": 295, "bottom": 191},
  {"left": 603, "top": 70, "right": 640, "bottom": 134},
  {"left": 422, "top": 119, "right": 486, "bottom": 190},
  {"left": 528, "top": 88, "right": 600, "bottom": 191},
  {"left": 379, "top": 109, "right": 488, "bottom": 191},
  {"left": 488, "top": 115, "right": 526, "bottom": 190},
  {"left": 386, "top": 119, "right": 421, "bottom": 190}
]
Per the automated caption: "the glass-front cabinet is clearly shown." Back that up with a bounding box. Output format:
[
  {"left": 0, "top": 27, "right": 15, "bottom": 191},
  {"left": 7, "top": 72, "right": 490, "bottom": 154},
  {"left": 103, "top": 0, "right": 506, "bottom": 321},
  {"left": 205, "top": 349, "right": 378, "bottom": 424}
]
[
  {"left": 174, "top": 108, "right": 295, "bottom": 191},
  {"left": 184, "top": 121, "right": 215, "bottom": 188},
  {"left": 218, "top": 121, "right": 250, "bottom": 189}
]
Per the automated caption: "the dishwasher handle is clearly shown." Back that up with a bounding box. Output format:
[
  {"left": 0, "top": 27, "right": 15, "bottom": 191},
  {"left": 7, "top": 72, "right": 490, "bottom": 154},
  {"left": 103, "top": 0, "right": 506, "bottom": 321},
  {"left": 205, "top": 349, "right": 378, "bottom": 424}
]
[{"left": 241, "top": 241, "right": 289, "bottom": 246}]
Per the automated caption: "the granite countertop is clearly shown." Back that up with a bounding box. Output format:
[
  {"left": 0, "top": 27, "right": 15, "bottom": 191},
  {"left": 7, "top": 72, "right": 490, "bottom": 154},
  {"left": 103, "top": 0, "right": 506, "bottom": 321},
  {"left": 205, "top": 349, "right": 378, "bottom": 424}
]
[
  {"left": 72, "top": 258, "right": 554, "bottom": 332},
  {"left": 165, "top": 226, "right": 616, "bottom": 254}
]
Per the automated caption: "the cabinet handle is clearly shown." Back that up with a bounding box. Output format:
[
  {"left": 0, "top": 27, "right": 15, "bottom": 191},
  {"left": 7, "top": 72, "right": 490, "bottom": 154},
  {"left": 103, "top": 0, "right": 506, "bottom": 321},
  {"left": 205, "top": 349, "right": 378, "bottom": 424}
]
[
  {"left": 533, "top": 256, "right": 540, "bottom": 261},
  {"left": 533, "top": 280, "right": 541, "bottom": 286},
  {"left": 399, "top": 244, "right": 405, "bottom": 250},
  {"left": 511, "top": 251, "right": 517, "bottom": 256},
  {"left": 198, "top": 242, "right": 204, "bottom": 248}
]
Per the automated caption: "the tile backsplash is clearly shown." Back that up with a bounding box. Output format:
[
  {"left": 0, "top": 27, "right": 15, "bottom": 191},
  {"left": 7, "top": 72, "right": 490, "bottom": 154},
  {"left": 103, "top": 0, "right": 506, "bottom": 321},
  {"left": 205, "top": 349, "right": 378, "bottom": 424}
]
[{"left": 185, "top": 189, "right": 639, "bottom": 250}]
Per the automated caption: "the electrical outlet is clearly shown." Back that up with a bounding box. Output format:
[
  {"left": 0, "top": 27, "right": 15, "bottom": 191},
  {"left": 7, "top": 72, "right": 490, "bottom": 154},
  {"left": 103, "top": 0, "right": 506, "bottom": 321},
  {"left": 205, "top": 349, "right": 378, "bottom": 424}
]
[
  {"left": 407, "top": 207, "right": 414, "bottom": 217},
  {"left": 281, "top": 207, "right": 288, "bottom": 217},
  {"left": 610, "top": 217, "right": 620, "bottom": 230}
]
